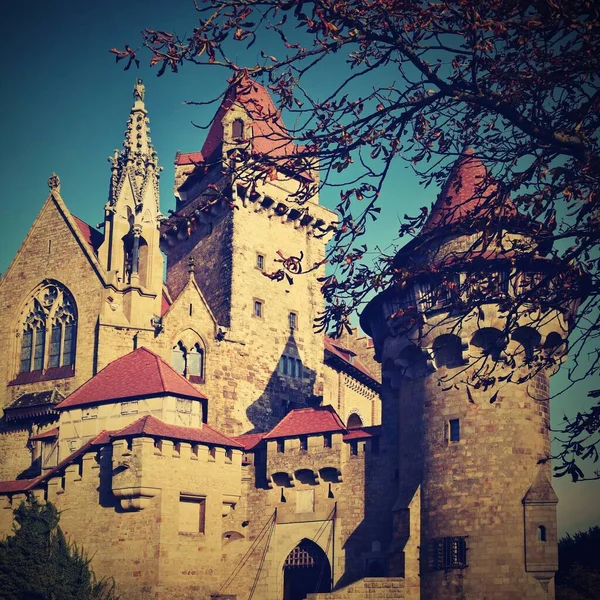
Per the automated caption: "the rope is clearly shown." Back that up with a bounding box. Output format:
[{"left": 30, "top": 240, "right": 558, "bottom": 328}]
[
  {"left": 219, "top": 510, "right": 276, "bottom": 594},
  {"left": 248, "top": 509, "right": 277, "bottom": 600}
]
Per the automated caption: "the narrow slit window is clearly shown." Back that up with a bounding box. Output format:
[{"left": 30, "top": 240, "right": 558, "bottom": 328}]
[
  {"left": 449, "top": 419, "right": 460, "bottom": 443},
  {"left": 254, "top": 300, "right": 263, "bottom": 318},
  {"left": 257, "top": 254, "right": 265, "bottom": 270}
]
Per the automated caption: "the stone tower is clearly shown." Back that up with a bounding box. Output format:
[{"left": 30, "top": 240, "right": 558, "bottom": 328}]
[
  {"left": 360, "top": 153, "right": 585, "bottom": 599},
  {"left": 98, "top": 79, "right": 164, "bottom": 327},
  {"left": 162, "top": 75, "right": 336, "bottom": 434}
]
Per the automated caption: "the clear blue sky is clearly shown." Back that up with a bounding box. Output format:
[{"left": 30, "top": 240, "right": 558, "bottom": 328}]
[{"left": 0, "top": 0, "right": 597, "bottom": 535}]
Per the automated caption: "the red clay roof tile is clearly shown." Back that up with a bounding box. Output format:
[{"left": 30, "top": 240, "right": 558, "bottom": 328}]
[
  {"left": 72, "top": 214, "right": 103, "bottom": 252},
  {"left": 55, "top": 347, "right": 207, "bottom": 410},
  {"left": 112, "top": 415, "right": 243, "bottom": 448},
  {"left": 175, "top": 151, "right": 204, "bottom": 166},
  {"left": 324, "top": 336, "right": 378, "bottom": 383},
  {"left": 263, "top": 405, "right": 347, "bottom": 440},
  {"left": 422, "top": 152, "right": 516, "bottom": 235},
  {"left": 29, "top": 427, "right": 59, "bottom": 441},
  {"left": 343, "top": 425, "right": 382, "bottom": 441},
  {"left": 232, "top": 432, "right": 265, "bottom": 451}
]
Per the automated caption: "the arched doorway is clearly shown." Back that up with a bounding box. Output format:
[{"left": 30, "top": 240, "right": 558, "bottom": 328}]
[
  {"left": 347, "top": 413, "right": 363, "bottom": 429},
  {"left": 283, "top": 539, "right": 331, "bottom": 600}
]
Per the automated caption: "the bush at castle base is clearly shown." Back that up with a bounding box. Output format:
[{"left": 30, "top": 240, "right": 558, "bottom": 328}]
[{"left": 0, "top": 500, "right": 119, "bottom": 600}]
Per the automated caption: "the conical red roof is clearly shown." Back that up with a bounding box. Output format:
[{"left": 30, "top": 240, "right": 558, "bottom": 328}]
[
  {"left": 201, "top": 74, "right": 296, "bottom": 162},
  {"left": 56, "top": 347, "right": 207, "bottom": 410},
  {"left": 421, "top": 151, "right": 517, "bottom": 235}
]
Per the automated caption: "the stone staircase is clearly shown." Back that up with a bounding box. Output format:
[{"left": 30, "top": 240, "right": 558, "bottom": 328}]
[{"left": 307, "top": 577, "right": 405, "bottom": 600}]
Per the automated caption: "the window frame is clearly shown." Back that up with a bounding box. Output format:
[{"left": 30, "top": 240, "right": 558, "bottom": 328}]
[
  {"left": 17, "top": 281, "right": 77, "bottom": 379},
  {"left": 253, "top": 299, "right": 264, "bottom": 318}
]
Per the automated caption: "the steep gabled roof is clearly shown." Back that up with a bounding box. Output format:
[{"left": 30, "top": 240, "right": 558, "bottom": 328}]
[
  {"left": 0, "top": 416, "right": 242, "bottom": 495},
  {"left": 421, "top": 151, "right": 516, "bottom": 235},
  {"left": 72, "top": 214, "right": 103, "bottom": 252},
  {"left": 29, "top": 427, "right": 60, "bottom": 441},
  {"left": 324, "top": 336, "right": 380, "bottom": 389},
  {"left": 112, "top": 415, "right": 243, "bottom": 448},
  {"left": 232, "top": 432, "right": 265, "bottom": 451},
  {"left": 343, "top": 425, "right": 382, "bottom": 441},
  {"left": 0, "top": 430, "right": 109, "bottom": 494},
  {"left": 201, "top": 75, "right": 297, "bottom": 164},
  {"left": 175, "top": 151, "right": 204, "bottom": 166},
  {"left": 56, "top": 347, "right": 207, "bottom": 410},
  {"left": 263, "top": 405, "right": 347, "bottom": 440}
]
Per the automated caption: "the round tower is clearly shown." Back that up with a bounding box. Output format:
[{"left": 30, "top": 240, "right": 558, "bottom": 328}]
[{"left": 360, "top": 153, "right": 586, "bottom": 599}]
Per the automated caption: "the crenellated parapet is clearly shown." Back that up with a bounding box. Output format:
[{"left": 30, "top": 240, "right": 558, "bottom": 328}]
[{"left": 111, "top": 435, "right": 242, "bottom": 512}]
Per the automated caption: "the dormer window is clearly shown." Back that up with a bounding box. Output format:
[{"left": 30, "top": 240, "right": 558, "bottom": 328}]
[{"left": 232, "top": 118, "right": 244, "bottom": 140}]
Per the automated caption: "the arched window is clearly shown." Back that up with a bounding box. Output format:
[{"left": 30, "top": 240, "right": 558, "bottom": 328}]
[
  {"left": 537, "top": 525, "right": 547, "bottom": 542},
  {"left": 347, "top": 413, "right": 363, "bottom": 429},
  {"left": 19, "top": 282, "right": 77, "bottom": 377},
  {"left": 433, "top": 334, "right": 463, "bottom": 369},
  {"left": 172, "top": 340, "right": 205, "bottom": 383},
  {"left": 512, "top": 327, "right": 541, "bottom": 362},
  {"left": 471, "top": 327, "right": 505, "bottom": 362},
  {"left": 232, "top": 118, "right": 244, "bottom": 140}
]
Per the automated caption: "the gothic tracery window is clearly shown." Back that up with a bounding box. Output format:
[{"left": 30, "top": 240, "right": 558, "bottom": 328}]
[{"left": 19, "top": 282, "right": 77, "bottom": 375}]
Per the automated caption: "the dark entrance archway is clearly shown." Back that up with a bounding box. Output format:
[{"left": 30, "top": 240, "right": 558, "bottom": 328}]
[{"left": 283, "top": 539, "right": 331, "bottom": 600}]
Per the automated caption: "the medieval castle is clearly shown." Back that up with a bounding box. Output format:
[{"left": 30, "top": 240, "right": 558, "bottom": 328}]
[{"left": 0, "top": 78, "right": 576, "bottom": 599}]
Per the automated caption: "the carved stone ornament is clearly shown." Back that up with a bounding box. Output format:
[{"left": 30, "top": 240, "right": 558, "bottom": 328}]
[
  {"left": 133, "top": 78, "right": 145, "bottom": 102},
  {"left": 47, "top": 172, "right": 60, "bottom": 192}
]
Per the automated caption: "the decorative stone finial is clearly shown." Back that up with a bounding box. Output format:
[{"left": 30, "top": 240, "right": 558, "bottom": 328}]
[
  {"left": 133, "top": 78, "right": 145, "bottom": 103},
  {"left": 188, "top": 256, "right": 196, "bottom": 276},
  {"left": 48, "top": 173, "right": 60, "bottom": 192}
]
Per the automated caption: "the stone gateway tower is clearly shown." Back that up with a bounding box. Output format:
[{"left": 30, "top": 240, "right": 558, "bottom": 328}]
[
  {"left": 0, "top": 81, "right": 585, "bottom": 600},
  {"left": 360, "top": 153, "right": 584, "bottom": 599}
]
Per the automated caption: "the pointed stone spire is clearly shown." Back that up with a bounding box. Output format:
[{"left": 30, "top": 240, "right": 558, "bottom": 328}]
[{"left": 108, "top": 78, "right": 161, "bottom": 207}]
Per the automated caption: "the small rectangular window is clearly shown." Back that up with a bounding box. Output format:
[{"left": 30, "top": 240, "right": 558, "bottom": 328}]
[
  {"left": 277, "top": 439, "right": 285, "bottom": 453},
  {"left": 429, "top": 536, "right": 468, "bottom": 571},
  {"left": 179, "top": 495, "right": 206, "bottom": 534},
  {"left": 288, "top": 312, "right": 297, "bottom": 330},
  {"left": 257, "top": 254, "right": 265, "bottom": 270},
  {"left": 253, "top": 300, "right": 263, "bottom": 318},
  {"left": 296, "top": 359, "right": 302, "bottom": 378},
  {"left": 350, "top": 441, "right": 358, "bottom": 456},
  {"left": 449, "top": 419, "right": 460, "bottom": 443},
  {"left": 300, "top": 436, "right": 308, "bottom": 451},
  {"left": 323, "top": 433, "right": 332, "bottom": 449},
  {"left": 121, "top": 401, "right": 138, "bottom": 415}
]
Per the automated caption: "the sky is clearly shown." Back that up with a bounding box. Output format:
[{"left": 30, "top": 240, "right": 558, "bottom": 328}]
[{"left": 0, "top": 1, "right": 598, "bottom": 536}]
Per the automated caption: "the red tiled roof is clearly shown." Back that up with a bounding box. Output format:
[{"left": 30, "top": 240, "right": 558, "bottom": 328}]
[
  {"left": 72, "top": 214, "right": 103, "bottom": 252},
  {"left": 324, "top": 336, "right": 378, "bottom": 383},
  {"left": 29, "top": 427, "right": 59, "bottom": 441},
  {"left": 112, "top": 415, "right": 243, "bottom": 448},
  {"left": 0, "top": 415, "right": 244, "bottom": 495},
  {"left": 175, "top": 151, "right": 204, "bottom": 166},
  {"left": 343, "top": 425, "right": 382, "bottom": 441},
  {"left": 56, "top": 347, "right": 207, "bottom": 410},
  {"left": 232, "top": 432, "right": 265, "bottom": 451},
  {"left": 200, "top": 75, "right": 297, "bottom": 164},
  {"left": 161, "top": 290, "right": 171, "bottom": 316},
  {"left": 421, "top": 151, "right": 517, "bottom": 235},
  {"left": 0, "top": 430, "right": 109, "bottom": 494},
  {"left": 264, "top": 405, "right": 347, "bottom": 440}
]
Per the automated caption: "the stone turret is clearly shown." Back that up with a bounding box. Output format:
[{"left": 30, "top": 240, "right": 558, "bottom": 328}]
[
  {"left": 360, "top": 152, "right": 586, "bottom": 599},
  {"left": 97, "top": 79, "right": 164, "bottom": 327}
]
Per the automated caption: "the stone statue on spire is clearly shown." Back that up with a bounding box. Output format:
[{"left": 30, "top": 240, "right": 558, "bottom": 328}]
[{"left": 133, "top": 78, "right": 145, "bottom": 103}]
